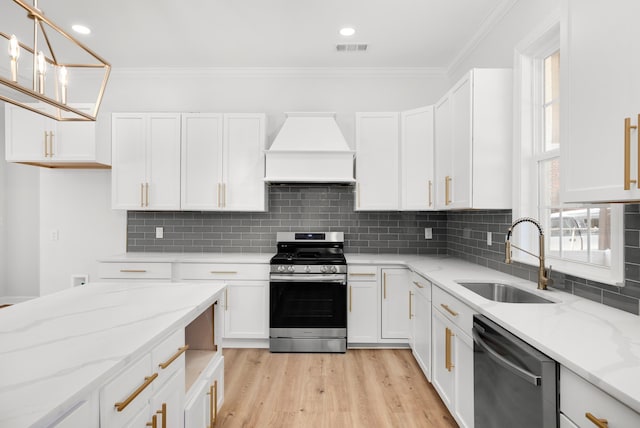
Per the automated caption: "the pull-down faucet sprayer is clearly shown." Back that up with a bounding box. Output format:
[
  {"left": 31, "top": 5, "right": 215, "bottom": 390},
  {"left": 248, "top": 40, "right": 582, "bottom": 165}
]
[{"left": 505, "top": 217, "right": 553, "bottom": 290}]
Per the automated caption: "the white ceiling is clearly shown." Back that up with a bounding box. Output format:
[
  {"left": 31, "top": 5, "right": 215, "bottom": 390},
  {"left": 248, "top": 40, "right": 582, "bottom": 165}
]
[{"left": 5, "top": 0, "right": 510, "bottom": 68}]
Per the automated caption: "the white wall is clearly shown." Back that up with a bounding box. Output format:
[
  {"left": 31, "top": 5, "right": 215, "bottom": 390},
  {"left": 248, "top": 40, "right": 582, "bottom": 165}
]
[{"left": 0, "top": 113, "right": 5, "bottom": 297}]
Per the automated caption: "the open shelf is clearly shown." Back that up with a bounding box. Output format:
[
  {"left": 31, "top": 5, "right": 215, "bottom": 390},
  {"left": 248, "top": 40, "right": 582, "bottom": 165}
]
[{"left": 184, "top": 301, "right": 222, "bottom": 394}]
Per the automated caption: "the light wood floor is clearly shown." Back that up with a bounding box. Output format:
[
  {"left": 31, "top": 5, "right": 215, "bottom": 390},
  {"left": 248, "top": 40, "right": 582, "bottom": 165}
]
[{"left": 217, "top": 348, "right": 458, "bottom": 428}]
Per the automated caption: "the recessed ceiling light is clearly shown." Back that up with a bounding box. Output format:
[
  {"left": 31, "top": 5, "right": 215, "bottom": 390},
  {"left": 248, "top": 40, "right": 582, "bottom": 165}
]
[
  {"left": 339, "top": 27, "right": 356, "bottom": 37},
  {"left": 72, "top": 24, "right": 91, "bottom": 35}
]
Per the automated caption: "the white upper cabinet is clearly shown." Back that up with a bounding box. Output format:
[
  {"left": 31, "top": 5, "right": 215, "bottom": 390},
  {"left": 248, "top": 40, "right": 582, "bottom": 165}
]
[
  {"left": 112, "top": 113, "right": 181, "bottom": 210},
  {"left": 355, "top": 112, "right": 400, "bottom": 210},
  {"left": 5, "top": 103, "right": 109, "bottom": 167},
  {"left": 181, "top": 113, "right": 266, "bottom": 211},
  {"left": 561, "top": 0, "right": 640, "bottom": 202},
  {"left": 401, "top": 106, "right": 435, "bottom": 210},
  {"left": 434, "top": 69, "right": 512, "bottom": 210}
]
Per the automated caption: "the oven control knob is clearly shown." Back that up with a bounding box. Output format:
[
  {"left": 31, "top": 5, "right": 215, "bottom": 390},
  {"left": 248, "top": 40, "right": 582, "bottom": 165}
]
[
  {"left": 320, "top": 265, "right": 328, "bottom": 273},
  {"left": 277, "top": 265, "right": 286, "bottom": 273},
  {"left": 329, "top": 265, "right": 338, "bottom": 273},
  {"left": 287, "top": 265, "right": 295, "bottom": 273},
  {"left": 305, "top": 265, "right": 311, "bottom": 273}
]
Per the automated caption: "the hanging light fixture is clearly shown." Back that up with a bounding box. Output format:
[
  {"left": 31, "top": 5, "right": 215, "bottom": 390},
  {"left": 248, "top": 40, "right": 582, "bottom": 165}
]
[{"left": 0, "top": 0, "right": 110, "bottom": 121}]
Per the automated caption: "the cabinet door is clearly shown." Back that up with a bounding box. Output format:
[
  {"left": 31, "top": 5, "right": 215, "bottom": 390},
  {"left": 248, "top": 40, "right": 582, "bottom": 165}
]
[
  {"left": 347, "top": 280, "right": 378, "bottom": 343},
  {"left": 112, "top": 114, "right": 147, "bottom": 209},
  {"left": 453, "top": 330, "right": 474, "bottom": 428},
  {"left": 223, "top": 114, "right": 267, "bottom": 211},
  {"left": 401, "top": 106, "right": 435, "bottom": 210},
  {"left": 52, "top": 105, "right": 96, "bottom": 160},
  {"left": 561, "top": 0, "right": 640, "bottom": 202},
  {"left": 432, "top": 309, "right": 454, "bottom": 410},
  {"left": 434, "top": 95, "right": 452, "bottom": 209},
  {"left": 355, "top": 112, "right": 399, "bottom": 210},
  {"left": 224, "top": 281, "right": 268, "bottom": 338},
  {"left": 380, "top": 268, "right": 410, "bottom": 339},
  {"left": 184, "top": 380, "right": 208, "bottom": 428},
  {"left": 5, "top": 104, "right": 47, "bottom": 161},
  {"left": 412, "top": 286, "right": 431, "bottom": 380},
  {"left": 150, "top": 368, "right": 185, "bottom": 428},
  {"left": 449, "top": 73, "right": 473, "bottom": 209},
  {"left": 147, "top": 114, "right": 181, "bottom": 210},
  {"left": 181, "top": 113, "right": 224, "bottom": 210}
]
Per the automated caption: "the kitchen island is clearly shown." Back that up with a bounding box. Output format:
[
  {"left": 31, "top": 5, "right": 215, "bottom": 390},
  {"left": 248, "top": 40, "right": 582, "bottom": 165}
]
[{"left": 0, "top": 281, "right": 225, "bottom": 428}]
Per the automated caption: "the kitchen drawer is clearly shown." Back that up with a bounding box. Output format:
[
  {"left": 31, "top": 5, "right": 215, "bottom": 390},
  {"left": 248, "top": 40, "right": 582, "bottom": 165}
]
[
  {"left": 560, "top": 366, "right": 640, "bottom": 428},
  {"left": 177, "top": 263, "right": 269, "bottom": 281},
  {"left": 152, "top": 329, "right": 186, "bottom": 390},
  {"left": 99, "top": 262, "right": 172, "bottom": 280},
  {"left": 411, "top": 272, "right": 431, "bottom": 300},
  {"left": 347, "top": 265, "right": 378, "bottom": 281},
  {"left": 432, "top": 285, "right": 474, "bottom": 335},
  {"left": 100, "top": 354, "right": 154, "bottom": 428}
]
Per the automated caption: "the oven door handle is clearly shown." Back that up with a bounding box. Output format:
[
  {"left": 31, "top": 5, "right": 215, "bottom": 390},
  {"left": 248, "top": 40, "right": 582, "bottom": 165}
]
[
  {"left": 472, "top": 328, "right": 541, "bottom": 386},
  {"left": 270, "top": 274, "right": 346, "bottom": 283}
]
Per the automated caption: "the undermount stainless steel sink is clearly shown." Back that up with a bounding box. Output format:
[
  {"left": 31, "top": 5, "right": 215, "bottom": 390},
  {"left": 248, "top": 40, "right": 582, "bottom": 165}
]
[{"left": 456, "top": 281, "right": 555, "bottom": 304}]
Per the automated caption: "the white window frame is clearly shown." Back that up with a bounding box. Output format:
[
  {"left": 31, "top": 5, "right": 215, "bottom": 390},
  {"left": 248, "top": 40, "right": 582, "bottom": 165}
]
[{"left": 512, "top": 13, "right": 624, "bottom": 286}]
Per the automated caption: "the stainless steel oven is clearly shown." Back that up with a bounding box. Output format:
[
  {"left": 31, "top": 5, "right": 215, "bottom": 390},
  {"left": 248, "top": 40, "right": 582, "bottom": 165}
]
[{"left": 269, "top": 232, "right": 347, "bottom": 353}]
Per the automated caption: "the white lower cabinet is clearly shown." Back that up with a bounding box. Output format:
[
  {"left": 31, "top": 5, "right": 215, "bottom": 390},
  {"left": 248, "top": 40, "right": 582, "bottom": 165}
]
[
  {"left": 224, "top": 281, "right": 269, "bottom": 339},
  {"left": 151, "top": 368, "right": 185, "bottom": 428},
  {"left": 560, "top": 365, "right": 640, "bottom": 428},
  {"left": 347, "top": 266, "right": 379, "bottom": 344},
  {"left": 410, "top": 274, "right": 431, "bottom": 381},
  {"left": 432, "top": 287, "right": 475, "bottom": 428},
  {"left": 184, "top": 356, "right": 224, "bottom": 428},
  {"left": 381, "top": 268, "right": 411, "bottom": 340}
]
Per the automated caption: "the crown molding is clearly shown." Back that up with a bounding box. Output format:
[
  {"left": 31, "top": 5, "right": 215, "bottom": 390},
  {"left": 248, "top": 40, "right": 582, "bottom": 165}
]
[
  {"left": 446, "top": 0, "right": 520, "bottom": 77},
  {"left": 110, "top": 66, "right": 447, "bottom": 79}
]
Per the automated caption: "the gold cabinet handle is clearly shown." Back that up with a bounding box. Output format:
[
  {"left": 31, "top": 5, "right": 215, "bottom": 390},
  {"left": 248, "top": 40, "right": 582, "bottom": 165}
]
[
  {"left": 349, "top": 272, "right": 376, "bottom": 277},
  {"left": 158, "top": 345, "right": 189, "bottom": 369},
  {"left": 445, "top": 176, "right": 452, "bottom": 205},
  {"left": 210, "top": 271, "right": 238, "bottom": 275},
  {"left": 114, "top": 373, "right": 158, "bottom": 412},
  {"left": 225, "top": 289, "right": 228, "bottom": 311},
  {"left": 383, "top": 272, "right": 387, "bottom": 299},
  {"left": 349, "top": 286, "right": 353, "bottom": 312},
  {"left": 585, "top": 412, "right": 609, "bottom": 428},
  {"left": 208, "top": 380, "right": 218, "bottom": 427},
  {"left": 445, "top": 327, "right": 454, "bottom": 372},
  {"left": 43, "top": 131, "right": 48, "bottom": 157},
  {"left": 120, "top": 269, "right": 147, "bottom": 273},
  {"left": 145, "top": 182, "right": 150, "bottom": 207},
  {"left": 409, "top": 291, "right": 413, "bottom": 319},
  {"left": 624, "top": 117, "right": 638, "bottom": 190},
  {"left": 49, "top": 131, "right": 54, "bottom": 156},
  {"left": 412, "top": 281, "right": 424, "bottom": 289},
  {"left": 140, "top": 183, "right": 145, "bottom": 208},
  {"left": 156, "top": 403, "right": 167, "bottom": 428},
  {"left": 428, "top": 179, "right": 433, "bottom": 207},
  {"left": 146, "top": 414, "right": 157, "bottom": 428},
  {"left": 441, "top": 303, "right": 458, "bottom": 317}
]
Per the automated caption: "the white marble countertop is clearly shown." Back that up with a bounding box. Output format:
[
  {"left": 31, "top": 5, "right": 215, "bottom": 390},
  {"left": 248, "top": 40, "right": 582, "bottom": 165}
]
[
  {"left": 0, "top": 282, "right": 225, "bottom": 428},
  {"left": 98, "top": 252, "right": 272, "bottom": 264}
]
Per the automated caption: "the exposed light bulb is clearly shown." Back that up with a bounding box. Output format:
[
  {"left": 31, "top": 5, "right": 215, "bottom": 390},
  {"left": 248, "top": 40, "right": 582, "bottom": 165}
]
[
  {"left": 339, "top": 27, "right": 356, "bottom": 37},
  {"left": 36, "top": 51, "right": 46, "bottom": 94},
  {"left": 58, "top": 66, "right": 68, "bottom": 104},
  {"left": 8, "top": 35, "right": 20, "bottom": 59},
  {"left": 72, "top": 24, "right": 91, "bottom": 35}
]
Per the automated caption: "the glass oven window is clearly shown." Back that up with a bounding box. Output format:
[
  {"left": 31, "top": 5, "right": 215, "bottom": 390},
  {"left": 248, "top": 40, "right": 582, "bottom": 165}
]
[{"left": 270, "top": 281, "right": 347, "bottom": 329}]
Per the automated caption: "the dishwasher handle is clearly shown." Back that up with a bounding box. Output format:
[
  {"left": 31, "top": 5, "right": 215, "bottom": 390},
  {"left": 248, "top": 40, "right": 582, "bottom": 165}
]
[{"left": 472, "top": 328, "right": 542, "bottom": 386}]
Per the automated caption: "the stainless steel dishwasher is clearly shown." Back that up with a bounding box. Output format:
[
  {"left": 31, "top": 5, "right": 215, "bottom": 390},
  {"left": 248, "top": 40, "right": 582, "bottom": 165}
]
[{"left": 472, "top": 315, "right": 558, "bottom": 428}]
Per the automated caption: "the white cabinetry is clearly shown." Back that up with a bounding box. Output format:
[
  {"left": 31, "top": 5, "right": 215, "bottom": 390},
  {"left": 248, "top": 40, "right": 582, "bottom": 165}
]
[
  {"left": 431, "top": 286, "right": 475, "bottom": 428},
  {"left": 380, "top": 268, "right": 410, "bottom": 340},
  {"left": 434, "top": 68, "right": 512, "bottom": 209},
  {"left": 181, "top": 113, "right": 266, "bottom": 211},
  {"left": 5, "top": 103, "right": 109, "bottom": 168},
  {"left": 410, "top": 272, "right": 431, "bottom": 381},
  {"left": 184, "top": 355, "right": 224, "bottom": 428},
  {"left": 112, "top": 113, "right": 181, "bottom": 210},
  {"left": 401, "top": 106, "right": 435, "bottom": 210},
  {"left": 355, "top": 112, "right": 399, "bottom": 210},
  {"left": 561, "top": 0, "right": 640, "bottom": 202},
  {"left": 560, "top": 365, "right": 640, "bottom": 428},
  {"left": 49, "top": 394, "right": 99, "bottom": 428},
  {"left": 347, "top": 266, "right": 379, "bottom": 344}
]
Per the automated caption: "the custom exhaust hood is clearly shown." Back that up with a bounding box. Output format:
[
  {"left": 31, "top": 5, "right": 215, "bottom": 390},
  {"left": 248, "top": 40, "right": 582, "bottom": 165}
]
[{"left": 264, "top": 112, "right": 355, "bottom": 183}]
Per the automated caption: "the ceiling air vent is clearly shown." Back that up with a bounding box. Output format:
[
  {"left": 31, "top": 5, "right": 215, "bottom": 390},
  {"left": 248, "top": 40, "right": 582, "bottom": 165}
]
[{"left": 336, "top": 43, "right": 368, "bottom": 52}]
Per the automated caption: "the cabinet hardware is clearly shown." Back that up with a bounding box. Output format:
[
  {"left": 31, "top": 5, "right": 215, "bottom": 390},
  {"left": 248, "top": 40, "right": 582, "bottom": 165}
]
[
  {"left": 43, "top": 131, "right": 48, "bottom": 157},
  {"left": 445, "top": 176, "right": 452, "bottom": 205},
  {"left": 428, "top": 180, "right": 433, "bottom": 207},
  {"left": 145, "top": 182, "right": 150, "bottom": 207},
  {"left": 440, "top": 303, "right": 458, "bottom": 317},
  {"left": 349, "top": 286, "right": 352, "bottom": 312},
  {"left": 210, "top": 271, "right": 237, "bottom": 275},
  {"left": 585, "top": 412, "right": 609, "bottom": 428},
  {"left": 156, "top": 403, "right": 167, "bottom": 428},
  {"left": 114, "top": 372, "right": 158, "bottom": 412},
  {"left": 383, "top": 272, "right": 387, "bottom": 299},
  {"left": 49, "top": 131, "right": 54, "bottom": 156},
  {"left": 207, "top": 380, "right": 218, "bottom": 426},
  {"left": 140, "top": 183, "right": 145, "bottom": 208},
  {"left": 158, "top": 345, "right": 189, "bottom": 369},
  {"left": 445, "top": 327, "right": 454, "bottom": 372},
  {"left": 120, "top": 269, "right": 147, "bottom": 273},
  {"left": 225, "top": 290, "right": 228, "bottom": 311},
  {"left": 409, "top": 291, "right": 413, "bottom": 319},
  {"left": 349, "top": 272, "right": 375, "bottom": 277},
  {"left": 412, "top": 281, "right": 424, "bottom": 289},
  {"left": 145, "top": 414, "right": 157, "bottom": 428},
  {"left": 624, "top": 116, "right": 639, "bottom": 190}
]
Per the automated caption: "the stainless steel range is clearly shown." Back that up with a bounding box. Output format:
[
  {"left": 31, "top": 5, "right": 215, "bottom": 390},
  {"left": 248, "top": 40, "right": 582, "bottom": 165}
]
[{"left": 269, "top": 232, "right": 347, "bottom": 353}]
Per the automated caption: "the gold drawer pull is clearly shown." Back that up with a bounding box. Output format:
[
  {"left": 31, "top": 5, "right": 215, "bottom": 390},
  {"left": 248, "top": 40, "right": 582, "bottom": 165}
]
[
  {"left": 146, "top": 414, "right": 157, "bottom": 428},
  {"left": 114, "top": 373, "right": 158, "bottom": 412},
  {"left": 445, "top": 327, "right": 454, "bottom": 372},
  {"left": 156, "top": 403, "right": 166, "bottom": 428},
  {"left": 208, "top": 380, "right": 218, "bottom": 426},
  {"left": 445, "top": 176, "right": 452, "bottom": 205},
  {"left": 585, "top": 412, "right": 609, "bottom": 428},
  {"left": 120, "top": 269, "right": 147, "bottom": 273},
  {"left": 624, "top": 117, "right": 638, "bottom": 190},
  {"left": 158, "top": 345, "right": 189, "bottom": 369},
  {"left": 210, "top": 271, "right": 237, "bottom": 274},
  {"left": 441, "top": 303, "right": 458, "bottom": 317},
  {"left": 412, "top": 281, "right": 425, "bottom": 289},
  {"left": 349, "top": 272, "right": 376, "bottom": 277}
]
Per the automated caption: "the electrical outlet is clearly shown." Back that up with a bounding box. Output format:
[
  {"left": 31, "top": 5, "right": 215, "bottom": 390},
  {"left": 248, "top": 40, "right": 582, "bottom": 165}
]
[
  {"left": 155, "top": 227, "right": 164, "bottom": 239},
  {"left": 50, "top": 229, "right": 59, "bottom": 241},
  {"left": 487, "top": 231, "right": 492, "bottom": 246},
  {"left": 424, "top": 228, "right": 433, "bottom": 240}
]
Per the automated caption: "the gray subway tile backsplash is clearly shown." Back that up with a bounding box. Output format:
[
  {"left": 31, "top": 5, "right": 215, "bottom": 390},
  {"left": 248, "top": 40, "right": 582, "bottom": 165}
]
[{"left": 127, "top": 186, "right": 640, "bottom": 315}]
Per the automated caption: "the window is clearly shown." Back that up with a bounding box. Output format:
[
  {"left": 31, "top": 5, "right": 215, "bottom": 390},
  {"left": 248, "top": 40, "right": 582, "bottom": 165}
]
[{"left": 514, "top": 20, "right": 622, "bottom": 285}]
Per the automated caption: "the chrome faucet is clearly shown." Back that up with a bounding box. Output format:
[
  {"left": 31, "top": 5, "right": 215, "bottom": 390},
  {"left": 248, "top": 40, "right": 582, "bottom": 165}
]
[{"left": 505, "top": 217, "right": 553, "bottom": 290}]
